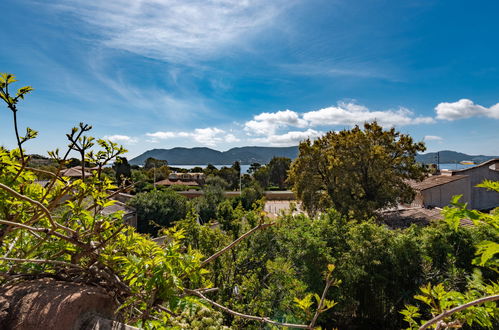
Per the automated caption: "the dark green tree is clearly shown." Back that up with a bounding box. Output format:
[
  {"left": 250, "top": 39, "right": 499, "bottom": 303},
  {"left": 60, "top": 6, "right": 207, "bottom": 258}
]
[
  {"left": 113, "top": 156, "right": 131, "bottom": 186},
  {"left": 128, "top": 189, "right": 188, "bottom": 235},
  {"left": 144, "top": 157, "right": 167, "bottom": 170},
  {"left": 248, "top": 162, "right": 261, "bottom": 174},
  {"left": 253, "top": 165, "right": 270, "bottom": 189},
  {"left": 268, "top": 157, "right": 291, "bottom": 189}
]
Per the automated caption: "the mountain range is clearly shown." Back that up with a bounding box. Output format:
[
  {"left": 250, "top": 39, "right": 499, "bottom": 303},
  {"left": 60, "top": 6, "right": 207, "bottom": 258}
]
[{"left": 129, "top": 147, "right": 499, "bottom": 166}]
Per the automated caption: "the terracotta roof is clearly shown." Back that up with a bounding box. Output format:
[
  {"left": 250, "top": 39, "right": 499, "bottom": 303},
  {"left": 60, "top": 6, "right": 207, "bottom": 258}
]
[
  {"left": 60, "top": 167, "right": 93, "bottom": 177},
  {"left": 381, "top": 207, "right": 443, "bottom": 228},
  {"left": 409, "top": 175, "right": 467, "bottom": 191},
  {"left": 155, "top": 179, "right": 199, "bottom": 186}
]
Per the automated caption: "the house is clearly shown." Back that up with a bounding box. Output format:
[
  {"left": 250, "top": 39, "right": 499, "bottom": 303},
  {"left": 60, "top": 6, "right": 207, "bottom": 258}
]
[
  {"left": 154, "top": 172, "right": 205, "bottom": 187},
  {"left": 59, "top": 166, "right": 98, "bottom": 178},
  {"left": 409, "top": 158, "right": 499, "bottom": 210},
  {"left": 101, "top": 200, "right": 137, "bottom": 228}
]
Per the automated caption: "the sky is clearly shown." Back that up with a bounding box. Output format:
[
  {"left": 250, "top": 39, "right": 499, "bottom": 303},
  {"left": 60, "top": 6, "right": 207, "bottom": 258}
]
[{"left": 1, "top": 0, "right": 499, "bottom": 158}]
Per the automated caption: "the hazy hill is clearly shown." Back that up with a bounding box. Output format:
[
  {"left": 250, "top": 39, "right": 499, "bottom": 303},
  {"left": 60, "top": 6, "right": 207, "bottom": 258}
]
[
  {"left": 129, "top": 147, "right": 498, "bottom": 166},
  {"left": 415, "top": 150, "right": 499, "bottom": 164},
  {"left": 129, "top": 146, "right": 299, "bottom": 165}
]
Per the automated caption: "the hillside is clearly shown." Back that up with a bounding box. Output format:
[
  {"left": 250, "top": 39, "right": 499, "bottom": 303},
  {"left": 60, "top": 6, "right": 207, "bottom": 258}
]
[
  {"left": 415, "top": 150, "right": 499, "bottom": 164},
  {"left": 130, "top": 147, "right": 498, "bottom": 166},
  {"left": 129, "top": 146, "right": 299, "bottom": 165}
]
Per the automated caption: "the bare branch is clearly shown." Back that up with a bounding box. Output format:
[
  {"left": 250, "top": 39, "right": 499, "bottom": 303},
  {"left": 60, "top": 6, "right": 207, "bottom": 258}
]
[
  {"left": 0, "top": 257, "right": 82, "bottom": 269},
  {"left": 185, "top": 288, "right": 310, "bottom": 329},
  {"left": 201, "top": 222, "right": 274, "bottom": 267},
  {"left": 309, "top": 276, "right": 334, "bottom": 328},
  {"left": 0, "top": 182, "right": 74, "bottom": 234},
  {"left": 419, "top": 294, "right": 499, "bottom": 330}
]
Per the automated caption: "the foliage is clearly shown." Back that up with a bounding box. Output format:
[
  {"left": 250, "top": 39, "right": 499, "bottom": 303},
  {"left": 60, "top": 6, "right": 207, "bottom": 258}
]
[
  {"left": 113, "top": 156, "right": 132, "bottom": 186},
  {"left": 401, "top": 181, "right": 499, "bottom": 329},
  {"left": 128, "top": 189, "right": 189, "bottom": 235},
  {"left": 268, "top": 157, "right": 291, "bottom": 189},
  {"left": 144, "top": 157, "right": 168, "bottom": 170},
  {"left": 289, "top": 121, "right": 427, "bottom": 218}
]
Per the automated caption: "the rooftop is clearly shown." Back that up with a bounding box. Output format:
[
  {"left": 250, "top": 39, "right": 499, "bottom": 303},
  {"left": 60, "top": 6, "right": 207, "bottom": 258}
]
[{"left": 409, "top": 175, "right": 468, "bottom": 191}]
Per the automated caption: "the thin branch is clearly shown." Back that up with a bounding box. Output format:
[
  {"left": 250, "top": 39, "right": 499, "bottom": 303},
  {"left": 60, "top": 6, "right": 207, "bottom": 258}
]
[
  {"left": 185, "top": 289, "right": 310, "bottom": 329},
  {"left": 309, "top": 276, "right": 334, "bottom": 328},
  {"left": 419, "top": 294, "right": 499, "bottom": 330},
  {"left": 0, "top": 257, "right": 82, "bottom": 269},
  {"left": 0, "top": 182, "right": 74, "bottom": 234},
  {"left": 201, "top": 222, "right": 274, "bottom": 267}
]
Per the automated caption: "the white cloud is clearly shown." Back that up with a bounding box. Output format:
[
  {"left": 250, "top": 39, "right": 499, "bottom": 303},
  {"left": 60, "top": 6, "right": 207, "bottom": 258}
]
[
  {"left": 303, "top": 102, "right": 434, "bottom": 127},
  {"left": 244, "top": 102, "right": 434, "bottom": 138},
  {"left": 435, "top": 99, "right": 499, "bottom": 120},
  {"left": 249, "top": 129, "right": 323, "bottom": 147},
  {"left": 146, "top": 132, "right": 178, "bottom": 140},
  {"left": 146, "top": 127, "right": 238, "bottom": 147},
  {"left": 52, "top": 0, "right": 288, "bottom": 63},
  {"left": 424, "top": 135, "right": 443, "bottom": 141},
  {"left": 103, "top": 134, "right": 138, "bottom": 144},
  {"left": 244, "top": 109, "right": 307, "bottom": 135}
]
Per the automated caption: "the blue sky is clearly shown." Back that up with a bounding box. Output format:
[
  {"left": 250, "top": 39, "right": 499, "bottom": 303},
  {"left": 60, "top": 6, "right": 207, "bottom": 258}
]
[{"left": 1, "top": 0, "right": 499, "bottom": 158}]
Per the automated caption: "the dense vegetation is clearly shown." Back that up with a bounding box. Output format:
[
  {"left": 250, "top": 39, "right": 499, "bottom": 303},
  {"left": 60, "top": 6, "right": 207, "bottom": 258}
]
[{"left": 0, "top": 73, "right": 497, "bottom": 329}]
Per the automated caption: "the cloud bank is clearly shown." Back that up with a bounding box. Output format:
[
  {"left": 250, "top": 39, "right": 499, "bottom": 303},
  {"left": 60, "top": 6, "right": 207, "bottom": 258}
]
[
  {"left": 146, "top": 127, "right": 239, "bottom": 147},
  {"left": 435, "top": 99, "right": 499, "bottom": 120}
]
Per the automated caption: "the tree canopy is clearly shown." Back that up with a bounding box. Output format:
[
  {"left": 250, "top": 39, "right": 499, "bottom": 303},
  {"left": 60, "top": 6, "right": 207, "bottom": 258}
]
[{"left": 288, "top": 122, "right": 427, "bottom": 218}]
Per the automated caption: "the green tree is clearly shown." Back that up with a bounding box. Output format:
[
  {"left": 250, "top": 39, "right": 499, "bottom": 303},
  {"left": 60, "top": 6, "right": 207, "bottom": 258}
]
[
  {"left": 248, "top": 162, "right": 262, "bottom": 174},
  {"left": 289, "top": 122, "right": 427, "bottom": 218},
  {"left": 144, "top": 157, "right": 167, "bottom": 170},
  {"left": 253, "top": 165, "right": 270, "bottom": 189},
  {"left": 268, "top": 157, "right": 291, "bottom": 189},
  {"left": 128, "top": 189, "right": 189, "bottom": 235},
  {"left": 113, "top": 156, "right": 131, "bottom": 186}
]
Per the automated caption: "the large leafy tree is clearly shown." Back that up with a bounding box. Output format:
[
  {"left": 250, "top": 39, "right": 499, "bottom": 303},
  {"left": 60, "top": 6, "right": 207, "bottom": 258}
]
[{"left": 289, "top": 122, "right": 427, "bottom": 218}]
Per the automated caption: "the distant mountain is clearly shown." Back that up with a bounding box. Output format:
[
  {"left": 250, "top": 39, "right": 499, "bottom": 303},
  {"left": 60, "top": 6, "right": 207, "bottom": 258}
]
[
  {"left": 129, "top": 146, "right": 299, "bottom": 165},
  {"left": 130, "top": 147, "right": 498, "bottom": 166},
  {"left": 416, "top": 150, "right": 499, "bottom": 164}
]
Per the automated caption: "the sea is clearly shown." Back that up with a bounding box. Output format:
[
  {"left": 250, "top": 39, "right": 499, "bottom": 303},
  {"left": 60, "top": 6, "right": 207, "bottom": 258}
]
[{"left": 169, "top": 163, "right": 476, "bottom": 174}]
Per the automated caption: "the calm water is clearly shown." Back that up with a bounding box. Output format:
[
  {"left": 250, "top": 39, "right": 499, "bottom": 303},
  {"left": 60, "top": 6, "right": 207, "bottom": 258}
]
[
  {"left": 169, "top": 163, "right": 476, "bottom": 174},
  {"left": 438, "top": 163, "right": 475, "bottom": 170},
  {"left": 170, "top": 164, "right": 252, "bottom": 173}
]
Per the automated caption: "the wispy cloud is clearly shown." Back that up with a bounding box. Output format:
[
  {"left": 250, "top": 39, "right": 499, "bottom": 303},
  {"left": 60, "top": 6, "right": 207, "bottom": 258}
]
[
  {"left": 103, "top": 134, "right": 138, "bottom": 144},
  {"left": 435, "top": 99, "right": 499, "bottom": 120},
  {"left": 249, "top": 129, "right": 323, "bottom": 147},
  {"left": 424, "top": 135, "right": 443, "bottom": 141},
  {"left": 50, "top": 0, "right": 289, "bottom": 64},
  {"left": 146, "top": 127, "right": 239, "bottom": 147}
]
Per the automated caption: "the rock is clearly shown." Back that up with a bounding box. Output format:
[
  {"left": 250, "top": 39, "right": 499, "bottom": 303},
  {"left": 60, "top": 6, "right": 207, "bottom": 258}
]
[{"left": 0, "top": 278, "right": 118, "bottom": 330}]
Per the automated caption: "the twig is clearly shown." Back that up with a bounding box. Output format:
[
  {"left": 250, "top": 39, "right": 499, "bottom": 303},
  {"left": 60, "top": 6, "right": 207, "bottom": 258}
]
[
  {"left": 0, "top": 257, "right": 82, "bottom": 269},
  {"left": 201, "top": 222, "right": 274, "bottom": 267},
  {"left": 419, "top": 294, "right": 499, "bottom": 330},
  {"left": 185, "top": 289, "right": 310, "bottom": 329},
  {"left": 0, "top": 182, "right": 75, "bottom": 234},
  {"left": 309, "top": 276, "right": 334, "bottom": 328}
]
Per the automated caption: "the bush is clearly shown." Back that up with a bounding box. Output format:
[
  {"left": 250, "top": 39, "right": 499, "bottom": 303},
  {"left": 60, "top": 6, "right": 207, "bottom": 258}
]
[{"left": 128, "top": 189, "right": 189, "bottom": 235}]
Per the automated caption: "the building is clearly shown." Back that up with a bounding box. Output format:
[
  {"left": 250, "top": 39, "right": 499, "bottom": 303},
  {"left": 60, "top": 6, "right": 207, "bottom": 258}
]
[
  {"left": 59, "top": 166, "right": 98, "bottom": 178},
  {"left": 155, "top": 172, "right": 204, "bottom": 187},
  {"left": 409, "top": 158, "right": 499, "bottom": 210}
]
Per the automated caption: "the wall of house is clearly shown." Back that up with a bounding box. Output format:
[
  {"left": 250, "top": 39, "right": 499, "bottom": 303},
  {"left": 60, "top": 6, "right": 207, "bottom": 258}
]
[
  {"left": 421, "top": 177, "right": 470, "bottom": 208},
  {"left": 458, "top": 162, "right": 499, "bottom": 210}
]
